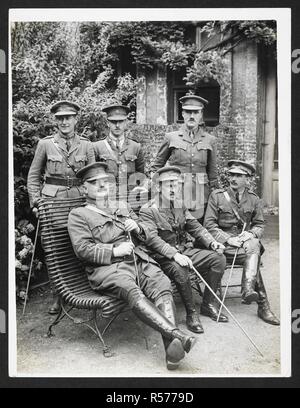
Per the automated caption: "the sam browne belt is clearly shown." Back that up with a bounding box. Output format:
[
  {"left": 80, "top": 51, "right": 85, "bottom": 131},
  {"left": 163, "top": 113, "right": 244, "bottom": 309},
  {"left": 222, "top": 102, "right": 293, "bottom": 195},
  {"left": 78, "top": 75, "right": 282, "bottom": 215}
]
[{"left": 45, "top": 176, "right": 82, "bottom": 187}]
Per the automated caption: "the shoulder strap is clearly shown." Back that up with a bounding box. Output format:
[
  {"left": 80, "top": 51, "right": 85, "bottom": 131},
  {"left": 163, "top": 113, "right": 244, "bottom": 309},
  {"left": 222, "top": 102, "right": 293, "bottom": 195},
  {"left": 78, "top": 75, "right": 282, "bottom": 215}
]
[
  {"left": 223, "top": 191, "right": 245, "bottom": 224},
  {"left": 51, "top": 139, "right": 78, "bottom": 175},
  {"left": 86, "top": 204, "right": 112, "bottom": 218},
  {"left": 85, "top": 204, "right": 127, "bottom": 226},
  {"left": 103, "top": 139, "right": 120, "bottom": 162}
]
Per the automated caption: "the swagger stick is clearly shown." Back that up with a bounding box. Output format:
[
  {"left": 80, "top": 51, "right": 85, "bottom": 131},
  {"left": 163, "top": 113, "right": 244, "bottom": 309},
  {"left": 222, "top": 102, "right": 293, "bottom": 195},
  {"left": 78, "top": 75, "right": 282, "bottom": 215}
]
[
  {"left": 22, "top": 219, "right": 40, "bottom": 316},
  {"left": 121, "top": 211, "right": 141, "bottom": 288},
  {"left": 127, "top": 231, "right": 141, "bottom": 288},
  {"left": 217, "top": 222, "right": 247, "bottom": 322},
  {"left": 191, "top": 264, "right": 264, "bottom": 357}
]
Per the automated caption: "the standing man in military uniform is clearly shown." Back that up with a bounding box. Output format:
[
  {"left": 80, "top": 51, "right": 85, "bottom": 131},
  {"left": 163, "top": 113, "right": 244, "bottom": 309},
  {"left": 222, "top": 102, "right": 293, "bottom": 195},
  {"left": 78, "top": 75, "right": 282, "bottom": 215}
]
[
  {"left": 27, "top": 100, "right": 95, "bottom": 314},
  {"left": 27, "top": 100, "right": 95, "bottom": 209},
  {"left": 140, "top": 166, "right": 228, "bottom": 334},
  {"left": 93, "top": 103, "right": 147, "bottom": 205},
  {"left": 204, "top": 160, "right": 280, "bottom": 326},
  {"left": 68, "top": 162, "right": 196, "bottom": 370},
  {"left": 151, "top": 93, "right": 218, "bottom": 221}
]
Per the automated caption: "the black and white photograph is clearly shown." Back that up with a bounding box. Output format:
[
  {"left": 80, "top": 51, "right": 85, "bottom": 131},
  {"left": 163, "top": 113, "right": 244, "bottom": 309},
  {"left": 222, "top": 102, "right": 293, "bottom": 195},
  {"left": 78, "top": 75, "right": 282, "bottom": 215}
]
[{"left": 9, "top": 8, "right": 291, "bottom": 378}]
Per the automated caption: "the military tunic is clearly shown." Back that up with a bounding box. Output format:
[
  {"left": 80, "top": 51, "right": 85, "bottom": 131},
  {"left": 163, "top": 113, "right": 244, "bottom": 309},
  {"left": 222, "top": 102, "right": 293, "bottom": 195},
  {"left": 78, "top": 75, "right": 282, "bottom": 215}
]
[
  {"left": 151, "top": 125, "right": 218, "bottom": 219},
  {"left": 93, "top": 137, "right": 145, "bottom": 193},
  {"left": 140, "top": 200, "right": 226, "bottom": 283},
  {"left": 27, "top": 133, "right": 95, "bottom": 207},
  {"left": 68, "top": 201, "right": 171, "bottom": 302},
  {"left": 204, "top": 187, "right": 265, "bottom": 261}
]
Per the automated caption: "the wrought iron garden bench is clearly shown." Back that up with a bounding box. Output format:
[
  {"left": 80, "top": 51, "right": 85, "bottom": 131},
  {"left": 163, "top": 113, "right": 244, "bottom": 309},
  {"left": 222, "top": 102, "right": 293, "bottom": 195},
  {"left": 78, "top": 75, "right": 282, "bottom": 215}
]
[
  {"left": 37, "top": 196, "right": 210, "bottom": 357},
  {"left": 38, "top": 197, "right": 129, "bottom": 357}
]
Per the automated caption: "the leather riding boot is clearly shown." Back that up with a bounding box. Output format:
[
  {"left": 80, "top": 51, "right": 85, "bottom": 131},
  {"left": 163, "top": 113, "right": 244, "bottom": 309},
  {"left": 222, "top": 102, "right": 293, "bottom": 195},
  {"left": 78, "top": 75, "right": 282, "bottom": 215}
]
[
  {"left": 156, "top": 295, "right": 180, "bottom": 370},
  {"left": 256, "top": 272, "right": 280, "bottom": 326},
  {"left": 242, "top": 254, "right": 259, "bottom": 304},
  {"left": 200, "top": 272, "right": 229, "bottom": 323},
  {"left": 48, "top": 294, "right": 61, "bottom": 315},
  {"left": 132, "top": 296, "right": 196, "bottom": 365},
  {"left": 176, "top": 281, "right": 204, "bottom": 334}
]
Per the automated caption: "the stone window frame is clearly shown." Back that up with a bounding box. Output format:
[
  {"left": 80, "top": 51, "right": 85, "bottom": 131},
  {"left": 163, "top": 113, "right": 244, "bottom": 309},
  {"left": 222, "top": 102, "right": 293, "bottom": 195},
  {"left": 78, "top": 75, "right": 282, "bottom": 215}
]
[{"left": 170, "top": 82, "right": 221, "bottom": 126}]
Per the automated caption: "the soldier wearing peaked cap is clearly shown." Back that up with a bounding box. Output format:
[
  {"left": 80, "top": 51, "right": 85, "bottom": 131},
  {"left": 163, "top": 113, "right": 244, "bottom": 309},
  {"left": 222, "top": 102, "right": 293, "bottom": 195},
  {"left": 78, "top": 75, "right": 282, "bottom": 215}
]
[
  {"left": 151, "top": 92, "right": 218, "bottom": 221},
  {"left": 204, "top": 160, "right": 280, "bottom": 326},
  {"left": 68, "top": 162, "right": 197, "bottom": 370},
  {"left": 93, "top": 103, "right": 147, "bottom": 200},
  {"left": 140, "top": 166, "right": 228, "bottom": 334},
  {"left": 27, "top": 100, "right": 95, "bottom": 314},
  {"left": 27, "top": 100, "right": 95, "bottom": 208}
]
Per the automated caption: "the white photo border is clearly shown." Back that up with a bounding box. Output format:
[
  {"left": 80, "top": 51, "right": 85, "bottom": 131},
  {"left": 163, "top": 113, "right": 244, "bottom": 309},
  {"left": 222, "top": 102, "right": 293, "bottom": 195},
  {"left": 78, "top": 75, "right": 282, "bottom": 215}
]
[{"left": 8, "top": 7, "right": 291, "bottom": 378}]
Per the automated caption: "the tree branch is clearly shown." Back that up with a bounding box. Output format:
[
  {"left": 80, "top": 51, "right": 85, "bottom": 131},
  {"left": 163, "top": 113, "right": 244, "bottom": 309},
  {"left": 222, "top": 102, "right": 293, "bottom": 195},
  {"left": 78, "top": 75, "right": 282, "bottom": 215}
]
[
  {"left": 202, "top": 32, "right": 239, "bottom": 52},
  {"left": 222, "top": 38, "right": 245, "bottom": 56}
]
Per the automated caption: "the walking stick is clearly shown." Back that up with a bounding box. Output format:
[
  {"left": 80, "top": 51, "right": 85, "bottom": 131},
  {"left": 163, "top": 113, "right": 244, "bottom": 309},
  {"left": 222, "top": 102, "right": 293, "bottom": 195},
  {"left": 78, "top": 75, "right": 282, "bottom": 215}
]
[
  {"left": 22, "top": 219, "right": 40, "bottom": 316},
  {"left": 127, "top": 230, "right": 141, "bottom": 288},
  {"left": 217, "top": 222, "right": 247, "bottom": 323},
  {"left": 191, "top": 264, "right": 264, "bottom": 357},
  {"left": 120, "top": 212, "right": 141, "bottom": 287}
]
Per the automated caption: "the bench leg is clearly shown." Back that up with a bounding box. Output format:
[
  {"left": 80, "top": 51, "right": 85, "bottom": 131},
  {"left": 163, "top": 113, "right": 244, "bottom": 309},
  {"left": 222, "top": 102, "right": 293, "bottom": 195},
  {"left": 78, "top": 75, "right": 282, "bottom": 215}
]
[
  {"left": 47, "top": 302, "right": 71, "bottom": 337},
  {"left": 102, "top": 308, "right": 126, "bottom": 336},
  {"left": 47, "top": 303, "right": 115, "bottom": 358},
  {"left": 92, "top": 310, "right": 114, "bottom": 358}
]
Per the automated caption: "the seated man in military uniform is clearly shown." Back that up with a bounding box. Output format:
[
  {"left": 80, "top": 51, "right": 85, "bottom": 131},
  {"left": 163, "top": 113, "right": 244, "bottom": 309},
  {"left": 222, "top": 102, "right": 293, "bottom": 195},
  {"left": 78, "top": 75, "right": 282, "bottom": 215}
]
[
  {"left": 139, "top": 166, "right": 228, "bottom": 335},
  {"left": 67, "top": 162, "right": 197, "bottom": 370},
  {"left": 204, "top": 160, "right": 280, "bottom": 326}
]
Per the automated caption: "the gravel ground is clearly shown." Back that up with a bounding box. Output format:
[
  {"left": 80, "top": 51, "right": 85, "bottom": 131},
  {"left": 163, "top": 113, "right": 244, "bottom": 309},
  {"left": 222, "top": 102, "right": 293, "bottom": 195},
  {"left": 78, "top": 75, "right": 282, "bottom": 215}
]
[{"left": 15, "top": 218, "right": 281, "bottom": 378}]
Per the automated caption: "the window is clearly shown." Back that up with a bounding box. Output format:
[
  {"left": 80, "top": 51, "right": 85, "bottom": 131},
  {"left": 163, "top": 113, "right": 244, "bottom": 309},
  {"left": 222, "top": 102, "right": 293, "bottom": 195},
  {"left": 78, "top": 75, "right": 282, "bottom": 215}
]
[{"left": 168, "top": 69, "right": 221, "bottom": 126}]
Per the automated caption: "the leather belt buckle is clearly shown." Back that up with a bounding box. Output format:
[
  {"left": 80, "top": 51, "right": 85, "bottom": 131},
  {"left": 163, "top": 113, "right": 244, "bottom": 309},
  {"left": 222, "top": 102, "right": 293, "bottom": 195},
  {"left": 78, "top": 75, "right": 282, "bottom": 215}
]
[{"left": 66, "top": 177, "right": 73, "bottom": 189}]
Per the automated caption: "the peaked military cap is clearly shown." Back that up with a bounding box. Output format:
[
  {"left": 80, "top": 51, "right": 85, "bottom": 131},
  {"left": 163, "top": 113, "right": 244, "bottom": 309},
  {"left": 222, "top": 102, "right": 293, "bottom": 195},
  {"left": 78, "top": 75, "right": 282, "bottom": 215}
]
[
  {"left": 50, "top": 100, "right": 80, "bottom": 116},
  {"left": 180, "top": 93, "right": 209, "bottom": 110},
  {"left": 76, "top": 162, "right": 109, "bottom": 182},
  {"left": 227, "top": 160, "right": 256, "bottom": 176},
  {"left": 102, "top": 103, "right": 130, "bottom": 121},
  {"left": 154, "top": 166, "right": 182, "bottom": 183}
]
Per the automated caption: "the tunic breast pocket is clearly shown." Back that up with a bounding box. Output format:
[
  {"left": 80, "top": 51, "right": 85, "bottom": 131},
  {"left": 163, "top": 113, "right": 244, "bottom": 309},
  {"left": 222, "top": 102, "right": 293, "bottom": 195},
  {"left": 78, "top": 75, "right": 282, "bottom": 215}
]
[
  {"left": 91, "top": 220, "right": 118, "bottom": 244},
  {"left": 124, "top": 153, "right": 137, "bottom": 173},
  {"left": 218, "top": 205, "right": 235, "bottom": 228},
  {"left": 243, "top": 206, "right": 254, "bottom": 223},
  {"left": 169, "top": 141, "right": 188, "bottom": 164},
  {"left": 47, "top": 155, "right": 63, "bottom": 175},
  {"left": 196, "top": 142, "right": 212, "bottom": 166},
  {"left": 75, "top": 155, "right": 87, "bottom": 170},
  {"left": 99, "top": 155, "right": 118, "bottom": 173}
]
